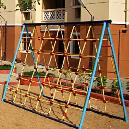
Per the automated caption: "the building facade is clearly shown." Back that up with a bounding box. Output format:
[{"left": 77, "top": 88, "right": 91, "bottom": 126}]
[{"left": 0, "top": 0, "right": 129, "bottom": 78}]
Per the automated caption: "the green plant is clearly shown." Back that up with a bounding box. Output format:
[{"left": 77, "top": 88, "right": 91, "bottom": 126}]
[
  {"left": 17, "top": 0, "right": 40, "bottom": 11},
  {"left": 78, "top": 69, "right": 92, "bottom": 83},
  {"left": 50, "top": 67, "right": 59, "bottom": 78},
  {"left": 126, "top": 81, "right": 129, "bottom": 93},
  {"left": 95, "top": 76, "right": 107, "bottom": 94},
  {"left": 0, "top": 1, "right": 6, "bottom": 9},
  {"left": 22, "top": 71, "right": 56, "bottom": 78},
  {"left": 96, "top": 76, "right": 107, "bottom": 87},
  {"left": 23, "top": 71, "right": 46, "bottom": 77},
  {"left": 58, "top": 69, "right": 73, "bottom": 87},
  {"left": 47, "top": 73, "right": 56, "bottom": 78},
  {"left": 0, "top": 64, "right": 11, "bottom": 70},
  {"left": 62, "top": 69, "right": 72, "bottom": 80},
  {"left": 111, "top": 79, "right": 119, "bottom": 96}
]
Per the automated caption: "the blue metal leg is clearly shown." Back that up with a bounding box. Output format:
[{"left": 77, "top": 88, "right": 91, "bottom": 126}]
[
  {"left": 107, "top": 24, "right": 128, "bottom": 122},
  {"left": 25, "top": 26, "right": 44, "bottom": 96},
  {"left": 78, "top": 22, "right": 107, "bottom": 129},
  {"left": 2, "top": 25, "right": 26, "bottom": 101}
]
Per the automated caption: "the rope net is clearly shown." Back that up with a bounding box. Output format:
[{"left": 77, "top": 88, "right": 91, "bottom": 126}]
[{"left": 3, "top": 22, "right": 126, "bottom": 127}]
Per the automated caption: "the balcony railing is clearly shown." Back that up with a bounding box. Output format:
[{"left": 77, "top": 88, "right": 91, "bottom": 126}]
[{"left": 43, "top": 8, "right": 65, "bottom": 21}]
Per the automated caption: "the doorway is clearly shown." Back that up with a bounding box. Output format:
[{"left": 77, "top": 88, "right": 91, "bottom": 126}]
[{"left": 58, "top": 32, "right": 64, "bottom": 69}]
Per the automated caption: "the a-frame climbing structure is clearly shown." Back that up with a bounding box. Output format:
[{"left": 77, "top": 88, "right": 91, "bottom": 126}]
[{"left": 2, "top": 20, "right": 128, "bottom": 129}]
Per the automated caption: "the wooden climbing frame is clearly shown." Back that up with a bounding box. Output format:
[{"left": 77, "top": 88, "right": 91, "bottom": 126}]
[{"left": 2, "top": 20, "right": 128, "bottom": 129}]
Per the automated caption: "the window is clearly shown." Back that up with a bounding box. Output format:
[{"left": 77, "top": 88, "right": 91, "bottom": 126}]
[
  {"left": 22, "top": 11, "right": 32, "bottom": 21},
  {"left": 72, "top": 0, "right": 80, "bottom": 7},
  {"left": 75, "top": 8, "right": 81, "bottom": 19},
  {"left": 72, "top": 0, "right": 81, "bottom": 19},
  {"left": 70, "top": 33, "right": 80, "bottom": 59},
  {"left": 20, "top": 32, "right": 32, "bottom": 52}
]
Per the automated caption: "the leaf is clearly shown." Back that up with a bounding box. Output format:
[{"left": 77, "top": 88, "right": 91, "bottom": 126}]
[
  {"left": 0, "top": 2, "right": 6, "bottom": 9},
  {"left": 17, "top": 0, "right": 40, "bottom": 11}
]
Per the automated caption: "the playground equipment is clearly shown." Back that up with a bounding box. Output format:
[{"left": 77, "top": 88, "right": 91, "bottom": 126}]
[{"left": 2, "top": 20, "right": 128, "bottom": 129}]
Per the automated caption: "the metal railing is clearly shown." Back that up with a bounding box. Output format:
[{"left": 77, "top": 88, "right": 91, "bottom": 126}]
[{"left": 42, "top": 8, "right": 65, "bottom": 21}]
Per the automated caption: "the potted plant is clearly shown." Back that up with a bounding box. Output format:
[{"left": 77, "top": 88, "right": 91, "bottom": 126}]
[
  {"left": 16, "top": 0, "right": 40, "bottom": 22},
  {"left": 16, "top": 0, "right": 40, "bottom": 11},
  {"left": 19, "top": 70, "right": 55, "bottom": 86}
]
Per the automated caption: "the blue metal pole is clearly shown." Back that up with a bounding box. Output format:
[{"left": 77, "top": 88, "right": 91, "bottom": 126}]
[
  {"left": 107, "top": 24, "right": 128, "bottom": 122},
  {"left": 78, "top": 22, "right": 107, "bottom": 129},
  {"left": 2, "top": 25, "right": 26, "bottom": 101},
  {"left": 25, "top": 26, "right": 44, "bottom": 95}
]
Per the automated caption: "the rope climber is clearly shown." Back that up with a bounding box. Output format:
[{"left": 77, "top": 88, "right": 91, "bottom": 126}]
[{"left": 2, "top": 20, "right": 128, "bottom": 129}]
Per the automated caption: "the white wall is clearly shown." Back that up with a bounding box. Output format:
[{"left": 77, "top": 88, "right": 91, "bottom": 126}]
[
  {"left": 15, "top": 0, "right": 22, "bottom": 25},
  {"left": 34, "top": 0, "right": 42, "bottom": 23},
  {"left": 65, "top": 0, "right": 76, "bottom": 22},
  {"left": 109, "top": 0, "right": 129, "bottom": 24},
  {"left": 80, "top": 0, "right": 129, "bottom": 24},
  {"left": 0, "top": 0, "right": 128, "bottom": 25},
  {"left": 0, "top": 0, "right": 20, "bottom": 25},
  {"left": 81, "top": 0, "right": 109, "bottom": 21},
  {"left": 0, "top": 0, "right": 43, "bottom": 25}
]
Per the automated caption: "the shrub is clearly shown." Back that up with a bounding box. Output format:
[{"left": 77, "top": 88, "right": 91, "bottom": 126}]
[
  {"left": 23, "top": 71, "right": 46, "bottom": 77},
  {"left": 111, "top": 79, "right": 119, "bottom": 96},
  {"left": 126, "top": 81, "right": 129, "bottom": 93},
  {"left": 47, "top": 73, "right": 56, "bottom": 78},
  {"left": 96, "top": 76, "right": 107, "bottom": 87},
  {"left": 0, "top": 65, "right": 11, "bottom": 70},
  {"left": 22, "top": 71, "right": 55, "bottom": 78},
  {"left": 78, "top": 69, "right": 92, "bottom": 83}
]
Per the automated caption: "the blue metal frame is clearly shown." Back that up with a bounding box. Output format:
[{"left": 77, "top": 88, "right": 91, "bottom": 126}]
[
  {"left": 107, "top": 24, "right": 128, "bottom": 122},
  {"left": 2, "top": 25, "right": 26, "bottom": 101},
  {"left": 78, "top": 22, "right": 107, "bottom": 129},
  {"left": 78, "top": 22, "right": 128, "bottom": 129}
]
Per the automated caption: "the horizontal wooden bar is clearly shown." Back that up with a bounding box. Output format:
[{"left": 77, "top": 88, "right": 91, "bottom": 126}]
[
  {"left": 22, "top": 37, "right": 108, "bottom": 42},
  {"left": 102, "top": 45, "right": 111, "bottom": 47},
  {"left": 24, "top": 20, "right": 112, "bottom": 26}
]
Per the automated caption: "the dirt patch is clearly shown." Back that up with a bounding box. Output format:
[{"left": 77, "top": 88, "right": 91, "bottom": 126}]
[{"left": 0, "top": 84, "right": 129, "bottom": 129}]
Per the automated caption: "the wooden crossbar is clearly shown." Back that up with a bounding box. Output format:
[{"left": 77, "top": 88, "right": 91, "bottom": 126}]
[{"left": 22, "top": 37, "right": 108, "bottom": 42}]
